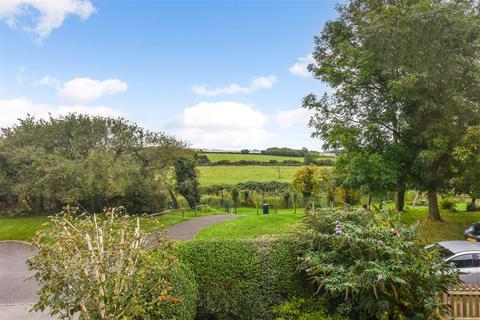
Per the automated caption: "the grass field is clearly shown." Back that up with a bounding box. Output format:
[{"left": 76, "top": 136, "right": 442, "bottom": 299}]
[
  {"left": 0, "top": 213, "right": 195, "bottom": 241},
  {"left": 198, "top": 165, "right": 299, "bottom": 186},
  {"left": 196, "top": 208, "right": 304, "bottom": 239},
  {"left": 3, "top": 206, "right": 479, "bottom": 243},
  {"left": 202, "top": 153, "right": 303, "bottom": 162},
  {"left": 400, "top": 206, "right": 480, "bottom": 244}
]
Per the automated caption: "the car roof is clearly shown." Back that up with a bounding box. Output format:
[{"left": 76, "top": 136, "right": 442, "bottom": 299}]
[{"left": 437, "top": 241, "right": 480, "bottom": 253}]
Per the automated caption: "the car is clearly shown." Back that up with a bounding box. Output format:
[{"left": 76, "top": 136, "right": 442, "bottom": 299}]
[
  {"left": 464, "top": 223, "right": 480, "bottom": 242},
  {"left": 426, "top": 241, "right": 480, "bottom": 284}
]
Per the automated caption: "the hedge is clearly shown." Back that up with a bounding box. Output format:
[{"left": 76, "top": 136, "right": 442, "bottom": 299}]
[
  {"left": 151, "top": 263, "right": 198, "bottom": 320},
  {"left": 176, "top": 236, "right": 310, "bottom": 320}
]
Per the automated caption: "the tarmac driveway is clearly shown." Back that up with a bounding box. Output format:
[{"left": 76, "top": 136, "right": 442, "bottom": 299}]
[{"left": 0, "top": 241, "right": 53, "bottom": 320}]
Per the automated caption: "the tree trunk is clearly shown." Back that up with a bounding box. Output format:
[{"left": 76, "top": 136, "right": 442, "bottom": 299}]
[
  {"left": 368, "top": 194, "right": 372, "bottom": 209},
  {"left": 395, "top": 190, "right": 405, "bottom": 212},
  {"left": 427, "top": 191, "right": 442, "bottom": 221}
]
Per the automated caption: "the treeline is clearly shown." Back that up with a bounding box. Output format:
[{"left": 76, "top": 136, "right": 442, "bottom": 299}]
[
  {"left": 0, "top": 115, "right": 192, "bottom": 215},
  {"left": 260, "top": 147, "right": 308, "bottom": 157},
  {"left": 201, "top": 181, "right": 292, "bottom": 194},
  {"left": 196, "top": 155, "right": 334, "bottom": 167}
]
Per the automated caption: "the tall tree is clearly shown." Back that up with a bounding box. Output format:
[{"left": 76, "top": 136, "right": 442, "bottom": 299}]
[
  {"left": 175, "top": 157, "right": 201, "bottom": 209},
  {"left": 305, "top": 0, "right": 480, "bottom": 220}
]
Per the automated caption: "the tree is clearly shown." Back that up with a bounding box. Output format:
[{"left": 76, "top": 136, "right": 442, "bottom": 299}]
[
  {"left": 292, "top": 165, "right": 321, "bottom": 209},
  {"left": 453, "top": 126, "right": 480, "bottom": 208},
  {"left": 0, "top": 114, "right": 187, "bottom": 214},
  {"left": 304, "top": 0, "right": 480, "bottom": 220},
  {"left": 303, "top": 152, "right": 316, "bottom": 165},
  {"left": 28, "top": 207, "right": 197, "bottom": 319},
  {"left": 231, "top": 188, "right": 239, "bottom": 213},
  {"left": 175, "top": 158, "right": 201, "bottom": 209},
  {"left": 240, "top": 149, "right": 250, "bottom": 154},
  {"left": 336, "top": 152, "right": 399, "bottom": 209}
]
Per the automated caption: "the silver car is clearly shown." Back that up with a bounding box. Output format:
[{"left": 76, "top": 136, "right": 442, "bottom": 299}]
[{"left": 428, "top": 241, "right": 480, "bottom": 284}]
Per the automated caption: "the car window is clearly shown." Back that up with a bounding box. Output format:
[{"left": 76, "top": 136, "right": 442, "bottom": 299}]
[
  {"left": 450, "top": 254, "right": 474, "bottom": 268},
  {"left": 473, "top": 253, "right": 480, "bottom": 267}
]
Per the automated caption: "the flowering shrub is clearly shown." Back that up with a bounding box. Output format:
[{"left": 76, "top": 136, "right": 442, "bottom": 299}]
[
  {"left": 296, "top": 208, "right": 459, "bottom": 319},
  {"left": 28, "top": 206, "right": 197, "bottom": 319}
]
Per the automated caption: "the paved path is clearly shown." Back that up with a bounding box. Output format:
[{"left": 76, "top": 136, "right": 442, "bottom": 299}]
[
  {"left": 0, "top": 214, "right": 237, "bottom": 319},
  {"left": 165, "top": 214, "right": 237, "bottom": 240}
]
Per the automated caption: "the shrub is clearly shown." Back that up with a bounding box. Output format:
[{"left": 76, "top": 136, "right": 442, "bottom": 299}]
[
  {"left": 296, "top": 208, "right": 459, "bottom": 319},
  {"left": 176, "top": 236, "right": 309, "bottom": 320},
  {"left": 467, "top": 202, "right": 479, "bottom": 212},
  {"left": 439, "top": 197, "right": 457, "bottom": 211},
  {"left": 273, "top": 298, "right": 346, "bottom": 320},
  {"left": 28, "top": 207, "right": 197, "bottom": 320}
]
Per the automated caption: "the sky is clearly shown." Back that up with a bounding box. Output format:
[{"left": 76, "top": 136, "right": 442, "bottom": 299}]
[{"left": 0, "top": 0, "right": 341, "bottom": 151}]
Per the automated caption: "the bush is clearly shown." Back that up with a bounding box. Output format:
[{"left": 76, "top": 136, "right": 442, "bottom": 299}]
[
  {"left": 176, "top": 236, "right": 309, "bottom": 320},
  {"left": 296, "top": 208, "right": 459, "bottom": 319},
  {"left": 467, "top": 202, "right": 479, "bottom": 212},
  {"left": 151, "top": 263, "right": 198, "bottom": 320},
  {"left": 273, "top": 298, "right": 346, "bottom": 320},
  {"left": 28, "top": 207, "right": 197, "bottom": 320},
  {"left": 440, "top": 197, "right": 457, "bottom": 211}
]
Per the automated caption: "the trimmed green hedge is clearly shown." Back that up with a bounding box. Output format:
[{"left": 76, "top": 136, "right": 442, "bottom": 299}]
[
  {"left": 153, "top": 263, "right": 198, "bottom": 320},
  {"left": 176, "top": 236, "right": 309, "bottom": 320}
]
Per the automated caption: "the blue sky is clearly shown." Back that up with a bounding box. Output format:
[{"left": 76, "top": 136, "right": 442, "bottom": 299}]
[{"left": 0, "top": 0, "right": 340, "bottom": 150}]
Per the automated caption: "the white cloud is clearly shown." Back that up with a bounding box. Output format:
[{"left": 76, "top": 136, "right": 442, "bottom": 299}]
[
  {"left": 0, "top": 0, "right": 96, "bottom": 40},
  {"left": 289, "top": 54, "right": 314, "bottom": 77},
  {"left": 193, "top": 76, "right": 277, "bottom": 96},
  {"left": 37, "top": 75, "right": 60, "bottom": 89},
  {"left": 274, "top": 108, "right": 314, "bottom": 128},
  {"left": 57, "top": 77, "right": 128, "bottom": 103},
  {"left": 0, "top": 97, "right": 125, "bottom": 128},
  {"left": 172, "top": 101, "right": 271, "bottom": 149}
]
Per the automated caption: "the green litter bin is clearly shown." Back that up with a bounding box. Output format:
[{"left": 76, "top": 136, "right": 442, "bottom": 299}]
[{"left": 262, "top": 203, "right": 269, "bottom": 214}]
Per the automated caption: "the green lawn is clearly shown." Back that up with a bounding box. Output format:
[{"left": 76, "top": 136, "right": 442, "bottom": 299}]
[
  {"left": 195, "top": 207, "right": 304, "bottom": 239},
  {"left": 3, "top": 205, "right": 479, "bottom": 244},
  {"left": 202, "top": 153, "right": 303, "bottom": 163},
  {"left": 0, "top": 217, "right": 50, "bottom": 241},
  {"left": 0, "top": 213, "right": 195, "bottom": 242},
  {"left": 399, "top": 206, "right": 480, "bottom": 244},
  {"left": 198, "top": 165, "right": 300, "bottom": 186}
]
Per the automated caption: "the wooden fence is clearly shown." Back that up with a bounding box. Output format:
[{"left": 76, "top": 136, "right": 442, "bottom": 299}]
[{"left": 441, "top": 285, "right": 480, "bottom": 319}]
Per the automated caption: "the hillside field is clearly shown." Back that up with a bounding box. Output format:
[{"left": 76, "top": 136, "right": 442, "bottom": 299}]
[
  {"left": 198, "top": 165, "right": 299, "bottom": 186},
  {"left": 202, "top": 153, "right": 303, "bottom": 162}
]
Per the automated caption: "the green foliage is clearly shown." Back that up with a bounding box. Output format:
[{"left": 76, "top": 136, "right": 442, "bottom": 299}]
[
  {"left": 261, "top": 147, "right": 309, "bottom": 157},
  {"left": 231, "top": 188, "right": 239, "bottom": 212},
  {"left": 439, "top": 197, "right": 457, "bottom": 211},
  {"left": 466, "top": 203, "right": 479, "bottom": 212},
  {"left": 335, "top": 152, "right": 399, "bottom": 198},
  {"left": 296, "top": 208, "right": 459, "bottom": 319},
  {"left": 175, "top": 158, "right": 201, "bottom": 209},
  {"left": 241, "top": 149, "right": 250, "bottom": 154},
  {"left": 273, "top": 298, "right": 346, "bottom": 320},
  {"left": 28, "top": 207, "right": 197, "bottom": 319},
  {"left": 0, "top": 114, "right": 187, "bottom": 214},
  {"left": 176, "top": 236, "right": 308, "bottom": 320},
  {"left": 150, "top": 263, "right": 198, "bottom": 320},
  {"left": 292, "top": 165, "right": 322, "bottom": 199},
  {"left": 453, "top": 126, "right": 480, "bottom": 205},
  {"left": 305, "top": 0, "right": 480, "bottom": 220},
  {"left": 202, "top": 152, "right": 304, "bottom": 163}
]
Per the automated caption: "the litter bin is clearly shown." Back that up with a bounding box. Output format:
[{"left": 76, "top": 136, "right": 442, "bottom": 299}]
[{"left": 262, "top": 203, "right": 269, "bottom": 214}]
